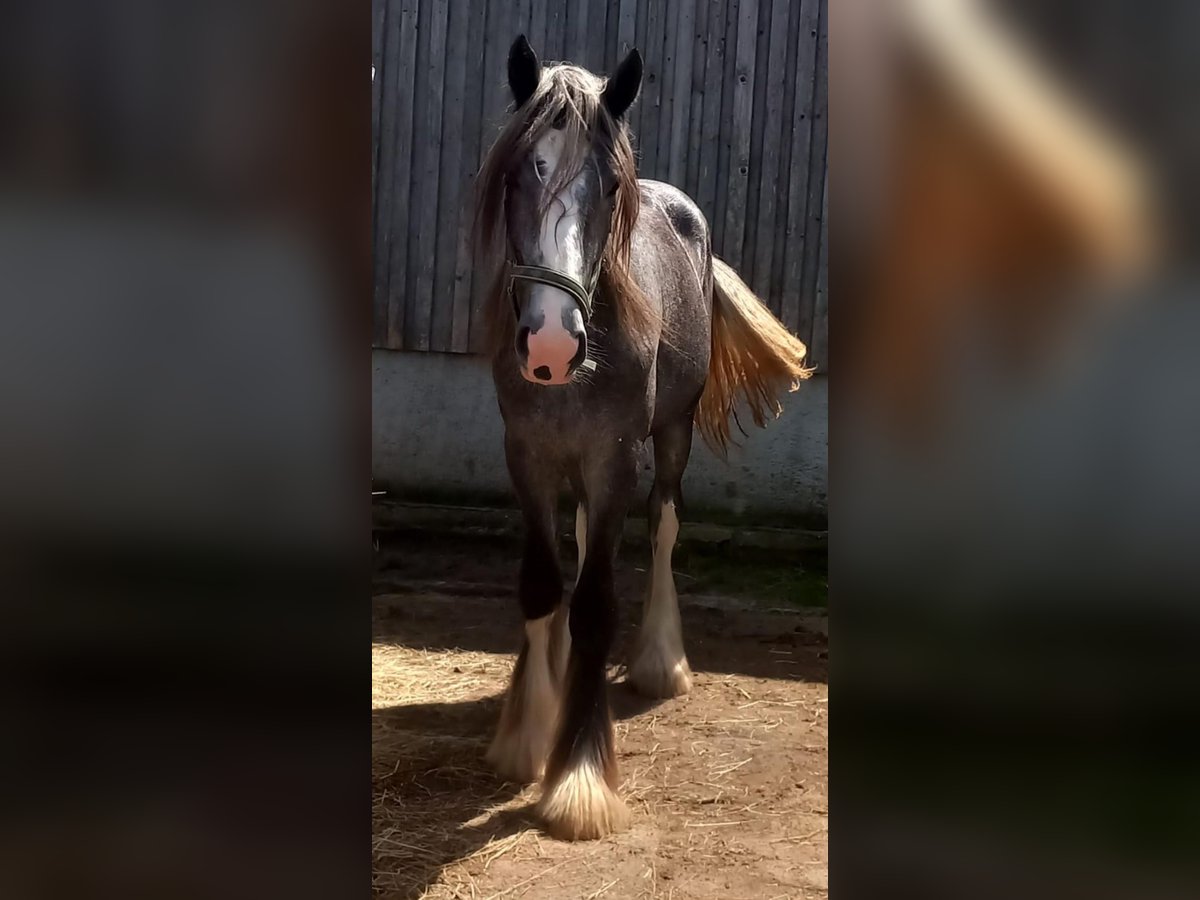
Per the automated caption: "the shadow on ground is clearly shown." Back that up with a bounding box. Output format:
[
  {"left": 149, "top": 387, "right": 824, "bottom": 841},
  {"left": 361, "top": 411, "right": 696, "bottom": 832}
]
[
  {"left": 373, "top": 532, "right": 827, "bottom": 686},
  {"left": 371, "top": 681, "right": 673, "bottom": 898},
  {"left": 372, "top": 694, "right": 529, "bottom": 899},
  {"left": 375, "top": 589, "right": 826, "bottom": 685}
]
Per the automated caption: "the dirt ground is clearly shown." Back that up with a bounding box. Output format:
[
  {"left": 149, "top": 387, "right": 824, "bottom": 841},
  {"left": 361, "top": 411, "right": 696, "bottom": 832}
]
[{"left": 373, "top": 533, "right": 827, "bottom": 899}]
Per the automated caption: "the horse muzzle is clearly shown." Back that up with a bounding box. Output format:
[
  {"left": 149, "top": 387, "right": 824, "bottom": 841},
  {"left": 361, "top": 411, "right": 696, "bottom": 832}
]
[{"left": 515, "top": 290, "right": 588, "bottom": 385}]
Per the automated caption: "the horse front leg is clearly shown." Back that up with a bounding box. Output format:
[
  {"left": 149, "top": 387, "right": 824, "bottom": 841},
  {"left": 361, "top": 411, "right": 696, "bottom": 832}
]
[
  {"left": 537, "top": 447, "right": 638, "bottom": 840},
  {"left": 547, "top": 500, "right": 584, "bottom": 687},
  {"left": 486, "top": 437, "right": 563, "bottom": 784}
]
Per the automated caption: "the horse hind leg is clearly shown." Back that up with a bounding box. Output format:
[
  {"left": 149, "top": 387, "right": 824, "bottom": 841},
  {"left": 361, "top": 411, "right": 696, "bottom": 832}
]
[
  {"left": 487, "top": 447, "right": 563, "bottom": 784},
  {"left": 628, "top": 418, "right": 694, "bottom": 699}
]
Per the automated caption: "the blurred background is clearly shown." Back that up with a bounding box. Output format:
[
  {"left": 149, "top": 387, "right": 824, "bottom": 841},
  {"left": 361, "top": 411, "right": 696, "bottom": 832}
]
[
  {"left": 833, "top": 1, "right": 1200, "bottom": 897},
  {"left": 0, "top": 2, "right": 366, "bottom": 897}
]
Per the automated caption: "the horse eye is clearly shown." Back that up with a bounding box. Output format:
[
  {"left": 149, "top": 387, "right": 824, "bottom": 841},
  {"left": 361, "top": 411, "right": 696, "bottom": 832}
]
[
  {"left": 534, "top": 157, "right": 549, "bottom": 180},
  {"left": 606, "top": 182, "right": 619, "bottom": 198}
]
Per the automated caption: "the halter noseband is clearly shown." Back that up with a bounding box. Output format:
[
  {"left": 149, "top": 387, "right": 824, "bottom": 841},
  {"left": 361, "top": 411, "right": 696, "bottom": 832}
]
[{"left": 507, "top": 259, "right": 602, "bottom": 323}]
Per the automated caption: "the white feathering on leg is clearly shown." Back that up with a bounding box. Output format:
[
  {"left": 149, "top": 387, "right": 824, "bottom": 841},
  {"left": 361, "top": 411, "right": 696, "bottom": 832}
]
[
  {"left": 537, "top": 756, "right": 630, "bottom": 841},
  {"left": 574, "top": 503, "right": 587, "bottom": 587},
  {"left": 629, "top": 500, "right": 693, "bottom": 698},
  {"left": 550, "top": 504, "right": 586, "bottom": 684},
  {"left": 486, "top": 615, "right": 559, "bottom": 782}
]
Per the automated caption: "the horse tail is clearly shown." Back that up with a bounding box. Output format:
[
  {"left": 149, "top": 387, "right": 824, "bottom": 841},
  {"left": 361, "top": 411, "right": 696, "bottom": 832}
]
[{"left": 695, "top": 256, "right": 814, "bottom": 454}]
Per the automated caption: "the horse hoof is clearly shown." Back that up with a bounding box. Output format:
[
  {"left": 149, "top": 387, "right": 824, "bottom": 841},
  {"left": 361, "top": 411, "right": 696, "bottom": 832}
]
[
  {"left": 628, "top": 647, "right": 693, "bottom": 699},
  {"left": 538, "top": 760, "right": 630, "bottom": 840}
]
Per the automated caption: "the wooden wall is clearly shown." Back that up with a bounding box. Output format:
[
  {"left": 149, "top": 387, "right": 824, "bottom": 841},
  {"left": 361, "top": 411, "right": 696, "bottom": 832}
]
[{"left": 372, "top": 0, "right": 828, "bottom": 370}]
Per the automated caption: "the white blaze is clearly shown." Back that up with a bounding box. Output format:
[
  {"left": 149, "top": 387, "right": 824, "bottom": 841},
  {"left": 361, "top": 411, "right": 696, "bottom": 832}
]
[
  {"left": 520, "top": 129, "right": 591, "bottom": 385},
  {"left": 533, "top": 129, "right": 587, "bottom": 277}
]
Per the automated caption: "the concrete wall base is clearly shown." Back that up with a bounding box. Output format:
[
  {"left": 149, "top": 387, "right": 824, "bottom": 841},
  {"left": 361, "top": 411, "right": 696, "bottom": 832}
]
[{"left": 373, "top": 350, "right": 827, "bottom": 527}]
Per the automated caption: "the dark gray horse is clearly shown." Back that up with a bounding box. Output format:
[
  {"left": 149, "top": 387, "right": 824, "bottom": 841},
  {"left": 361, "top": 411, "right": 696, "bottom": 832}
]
[{"left": 473, "top": 35, "right": 811, "bottom": 840}]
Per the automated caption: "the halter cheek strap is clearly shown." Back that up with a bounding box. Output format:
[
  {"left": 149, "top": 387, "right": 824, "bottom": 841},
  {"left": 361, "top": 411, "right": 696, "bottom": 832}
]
[{"left": 507, "top": 258, "right": 602, "bottom": 323}]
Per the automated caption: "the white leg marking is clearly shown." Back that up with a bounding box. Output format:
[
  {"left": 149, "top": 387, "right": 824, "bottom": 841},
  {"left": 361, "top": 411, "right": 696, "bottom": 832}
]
[
  {"left": 574, "top": 503, "right": 587, "bottom": 586},
  {"left": 549, "top": 504, "right": 586, "bottom": 684},
  {"left": 550, "top": 601, "right": 571, "bottom": 688},
  {"left": 487, "top": 615, "right": 559, "bottom": 783},
  {"left": 629, "top": 500, "right": 693, "bottom": 698}
]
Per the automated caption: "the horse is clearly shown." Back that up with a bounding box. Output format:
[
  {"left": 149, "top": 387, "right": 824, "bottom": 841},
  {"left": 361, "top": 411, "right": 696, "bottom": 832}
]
[{"left": 472, "top": 34, "right": 812, "bottom": 840}]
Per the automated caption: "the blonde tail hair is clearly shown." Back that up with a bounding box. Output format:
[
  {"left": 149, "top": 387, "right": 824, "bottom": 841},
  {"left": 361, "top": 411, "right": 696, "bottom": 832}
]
[{"left": 696, "top": 257, "right": 814, "bottom": 453}]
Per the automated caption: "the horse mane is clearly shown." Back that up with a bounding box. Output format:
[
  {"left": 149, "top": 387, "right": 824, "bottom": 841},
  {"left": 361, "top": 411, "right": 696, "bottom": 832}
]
[{"left": 473, "top": 63, "right": 659, "bottom": 359}]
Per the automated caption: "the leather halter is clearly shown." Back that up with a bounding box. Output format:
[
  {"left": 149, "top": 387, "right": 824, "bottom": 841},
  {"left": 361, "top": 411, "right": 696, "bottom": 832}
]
[{"left": 507, "top": 259, "right": 602, "bottom": 323}]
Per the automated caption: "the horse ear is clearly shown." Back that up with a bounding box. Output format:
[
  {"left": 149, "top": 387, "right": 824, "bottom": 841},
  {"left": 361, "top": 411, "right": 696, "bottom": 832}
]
[
  {"left": 508, "top": 34, "right": 541, "bottom": 108},
  {"left": 602, "top": 49, "right": 643, "bottom": 119}
]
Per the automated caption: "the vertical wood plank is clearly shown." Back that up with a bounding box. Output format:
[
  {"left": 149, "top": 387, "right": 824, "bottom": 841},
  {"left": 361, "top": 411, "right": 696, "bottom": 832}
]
[
  {"left": 713, "top": 0, "right": 740, "bottom": 251},
  {"left": 779, "top": 0, "right": 820, "bottom": 334},
  {"left": 809, "top": 169, "right": 828, "bottom": 371},
  {"left": 611, "top": 0, "right": 636, "bottom": 160},
  {"left": 684, "top": 0, "right": 709, "bottom": 199},
  {"left": 569, "top": 0, "right": 591, "bottom": 64},
  {"left": 519, "top": 0, "right": 534, "bottom": 37},
  {"left": 796, "top": 0, "right": 827, "bottom": 349},
  {"left": 545, "top": 0, "right": 565, "bottom": 61},
  {"left": 469, "top": 0, "right": 513, "bottom": 354},
  {"left": 667, "top": 0, "right": 696, "bottom": 189},
  {"left": 654, "top": 0, "right": 680, "bottom": 183},
  {"left": 632, "top": 0, "right": 651, "bottom": 159},
  {"left": 742, "top": 0, "right": 772, "bottom": 292},
  {"left": 530, "top": 0, "right": 548, "bottom": 60},
  {"left": 639, "top": 0, "right": 664, "bottom": 178},
  {"left": 385, "top": 0, "right": 420, "bottom": 350},
  {"left": 769, "top": 0, "right": 804, "bottom": 312},
  {"left": 406, "top": 0, "right": 450, "bottom": 350},
  {"left": 720, "top": 0, "right": 757, "bottom": 270},
  {"left": 371, "top": 0, "right": 385, "bottom": 230},
  {"left": 371, "top": 0, "right": 389, "bottom": 347},
  {"left": 604, "top": 0, "right": 620, "bottom": 68},
  {"left": 513, "top": 0, "right": 532, "bottom": 67},
  {"left": 617, "top": 0, "right": 638, "bottom": 58},
  {"left": 432, "top": 0, "right": 471, "bottom": 351},
  {"left": 696, "top": 0, "right": 727, "bottom": 228},
  {"left": 561, "top": 0, "right": 574, "bottom": 62},
  {"left": 451, "top": 0, "right": 489, "bottom": 352},
  {"left": 750, "top": 0, "right": 791, "bottom": 311},
  {"left": 587, "top": 0, "right": 607, "bottom": 72}
]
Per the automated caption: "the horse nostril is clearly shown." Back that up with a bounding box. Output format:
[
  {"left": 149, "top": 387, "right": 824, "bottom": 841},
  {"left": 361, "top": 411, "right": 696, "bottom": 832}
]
[{"left": 516, "top": 326, "right": 531, "bottom": 360}]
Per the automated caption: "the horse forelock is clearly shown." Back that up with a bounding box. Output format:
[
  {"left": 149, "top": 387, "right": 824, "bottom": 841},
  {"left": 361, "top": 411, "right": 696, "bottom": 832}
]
[{"left": 473, "top": 64, "right": 658, "bottom": 359}]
